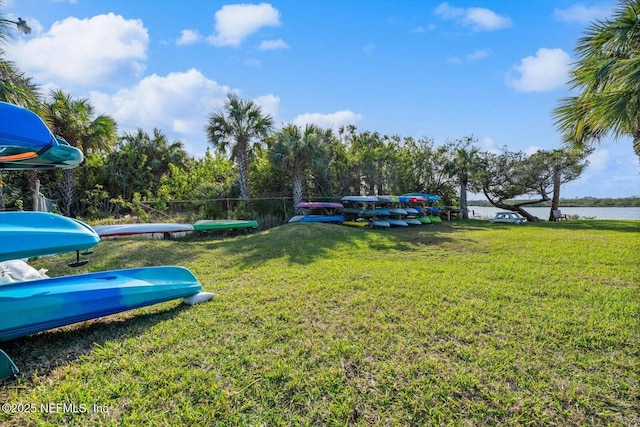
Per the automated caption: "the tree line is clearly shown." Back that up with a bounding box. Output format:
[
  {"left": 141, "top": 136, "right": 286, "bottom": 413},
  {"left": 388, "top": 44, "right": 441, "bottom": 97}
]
[
  {"left": 0, "top": 92, "right": 591, "bottom": 223},
  {"left": 2, "top": 1, "right": 639, "bottom": 223}
]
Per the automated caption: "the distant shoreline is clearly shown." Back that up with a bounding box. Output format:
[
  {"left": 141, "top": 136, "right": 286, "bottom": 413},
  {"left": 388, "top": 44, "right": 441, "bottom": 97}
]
[{"left": 468, "top": 196, "right": 640, "bottom": 208}]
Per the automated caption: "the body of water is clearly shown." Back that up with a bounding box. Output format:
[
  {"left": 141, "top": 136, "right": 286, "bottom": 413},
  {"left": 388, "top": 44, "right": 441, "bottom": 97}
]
[{"left": 467, "top": 206, "right": 640, "bottom": 220}]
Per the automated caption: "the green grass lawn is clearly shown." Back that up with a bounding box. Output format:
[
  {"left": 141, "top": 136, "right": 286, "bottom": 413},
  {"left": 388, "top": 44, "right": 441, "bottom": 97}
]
[{"left": 1, "top": 220, "right": 639, "bottom": 426}]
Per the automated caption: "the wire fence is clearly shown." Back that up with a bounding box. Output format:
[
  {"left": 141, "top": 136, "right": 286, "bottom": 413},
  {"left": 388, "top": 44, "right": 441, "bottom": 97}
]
[{"left": 137, "top": 197, "right": 313, "bottom": 230}]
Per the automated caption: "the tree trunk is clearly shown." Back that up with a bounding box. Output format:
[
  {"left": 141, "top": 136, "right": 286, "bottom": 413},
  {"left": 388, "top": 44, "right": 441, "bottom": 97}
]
[
  {"left": 61, "top": 169, "right": 75, "bottom": 216},
  {"left": 293, "top": 165, "right": 304, "bottom": 214},
  {"left": 27, "top": 170, "right": 38, "bottom": 210},
  {"left": 548, "top": 169, "right": 561, "bottom": 221},
  {"left": 237, "top": 147, "right": 250, "bottom": 201},
  {"left": 460, "top": 176, "right": 468, "bottom": 219}
]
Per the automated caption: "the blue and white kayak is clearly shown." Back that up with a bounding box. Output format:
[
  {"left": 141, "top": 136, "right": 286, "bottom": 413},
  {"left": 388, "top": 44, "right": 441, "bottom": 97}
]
[
  {"left": 0, "top": 266, "right": 202, "bottom": 342},
  {"left": 0, "top": 212, "right": 100, "bottom": 262}
]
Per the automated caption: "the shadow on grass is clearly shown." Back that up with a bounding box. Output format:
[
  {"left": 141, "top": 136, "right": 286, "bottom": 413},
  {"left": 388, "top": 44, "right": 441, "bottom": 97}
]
[
  {"left": 0, "top": 302, "right": 189, "bottom": 385},
  {"left": 64, "top": 222, "right": 476, "bottom": 270},
  {"left": 199, "top": 222, "right": 464, "bottom": 266}
]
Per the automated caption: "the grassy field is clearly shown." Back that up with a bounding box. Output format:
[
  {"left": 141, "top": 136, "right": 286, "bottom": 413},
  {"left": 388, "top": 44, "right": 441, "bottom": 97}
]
[{"left": 1, "top": 220, "right": 638, "bottom": 426}]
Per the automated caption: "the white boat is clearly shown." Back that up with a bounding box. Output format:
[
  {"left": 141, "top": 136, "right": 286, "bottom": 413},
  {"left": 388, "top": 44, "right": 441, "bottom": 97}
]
[{"left": 92, "top": 223, "right": 194, "bottom": 238}]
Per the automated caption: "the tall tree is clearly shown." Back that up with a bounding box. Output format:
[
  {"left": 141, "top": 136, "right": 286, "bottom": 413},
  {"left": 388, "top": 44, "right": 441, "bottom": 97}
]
[
  {"left": 553, "top": 0, "right": 640, "bottom": 158},
  {"left": 345, "top": 129, "right": 388, "bottom": 195},
  {"left": 444, "top": 136, "right": 482, "bottom": 219},
  {"left": 477, "top": 150, "right": 544, "bottom": 221},
  {"left": 106, "top": 128, "right": 189, "bottom": 202},
  {"left": 477, "top": 148, "right": 590, "bottom": 221},
  {"left": 527, "top": 148, "right": 592, "bottom": 221},
  {"left": 205, "top": 94, "right": 274, "bottom": 200},
  {"left": 46, "top": 90, "right": 117, "bottom": 215},
  {"left": 268, "top": 124, "right": 326, "bottom": 211}
]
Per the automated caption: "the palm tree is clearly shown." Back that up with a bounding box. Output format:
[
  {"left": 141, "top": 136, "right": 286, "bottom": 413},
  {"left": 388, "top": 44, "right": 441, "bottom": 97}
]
[
  {"left": 269, "top": 124, "right": 325, "bottom": 211},
  {"left": 117, "top": 128, "right": 189, "bottom": 195},
  {"left": 205, "top": 94, "right": 274, "bottom": 200},
  {"left": 553, "top": 0, "right": 640, "bottom": 158},
  {"left": 46, "top": 90, "right": 117, "bottom": 215},
  {"left": 444, "top": 137, "right": 481, "bottom": 219}
]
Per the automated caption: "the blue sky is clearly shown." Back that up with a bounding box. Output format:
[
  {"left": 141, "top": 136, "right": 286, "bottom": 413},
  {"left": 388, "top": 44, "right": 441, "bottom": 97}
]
[{"left": 3, "top": 0, "right": 639, "bottom": 198}]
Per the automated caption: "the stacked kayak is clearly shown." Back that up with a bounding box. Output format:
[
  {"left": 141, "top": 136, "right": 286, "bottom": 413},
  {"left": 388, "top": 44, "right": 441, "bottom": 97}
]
[
  {"left": 291, "top": 202, "right": 345, "bottom": 224},
  {"left": 0, "top": 212, "right": 211, "bottom": 380},
  {"left": 402, "top": 193, "right": 443, "bottom": 223},
  {"left": 376, "top": 196, "right": 409, "bottom": 227},
  {"left": 0, "top": 212, "right": 100, "bottom": 262},
  {"left": 0, "top": 103, "right": 213, "bottom": 380},
  {"left": 339, "top": 196, "right": 384, "bottom": 227},
  {"left": 0, "top": 102, "right": 83, "bottom": 170},
  {"left": 0, "top": 266, "right": 202, "bottom": 342}
]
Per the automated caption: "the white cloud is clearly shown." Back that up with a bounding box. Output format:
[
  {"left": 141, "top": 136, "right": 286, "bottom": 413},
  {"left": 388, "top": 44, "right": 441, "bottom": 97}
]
[
  {"left": 6, "top": 13, "right": 148, "bottom": 87},
  {"left": 480, "top": 137, "right": 500, "bottom": 154},
  {"left": 448, "top": 48, "right": 490, "bottom": 64},
  {"left": 553, "top": 4, "right": 613, "bottom": 24},
  {"left": 89, "top": 69, "right": 232, "bottom": 154},
  {"left": 587, "top": 149, "right": 609, "bottom": 170},
  {"left": 254, "top": 94, "right": 280, "bottom": 120},
  {"left": 292, "top": 110, "right": 362, "bottom": 131},
  {"left": 435, "top": 2, "right": 512, "bottom": 31},
  {"left": 363, "top": 43, "right": 375, "bottom": 54},
  {"left": 525, "top": 146, "right": 543, "bottom": 156},
  {"left": 258, "top": 38, "right": 289, "bottom": 50},
  {"left": 566, "top": 145, "right": 639, "bottom": 197},
  {"left": 177, "top": 29, "right": 202, "bottom": 46},
  {"left": 434, "top": 3, "right": 464, "bottom": 20},
  {"left": 466, "top": 48, "right": 490, "bottom": 61},
  {"left": 208, "top": 3, "right": 281, "bottom": 47},
  {"left": 506, "top": 48, "right": 571, "bottom": 92}
]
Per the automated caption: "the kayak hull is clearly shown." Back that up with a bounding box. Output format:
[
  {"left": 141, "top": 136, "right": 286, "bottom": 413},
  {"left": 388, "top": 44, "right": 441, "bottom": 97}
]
[
  {"left": 0, "top": 212, "right": 100, "bottom": 262},
  {"left": 194, "top": 220, "right": 258, "bottom": 231},
  {"left": 93, "top": 223, "right": 194, "bottom": 238},
  {"left": 0, "top": 266, "right": 202, "bottom": 342},
  {"left": 299, "top": 215, "right": 345, "bottom": 223},
  {"left": 0, "top": 102, "right": 83, "bottom": 170}
]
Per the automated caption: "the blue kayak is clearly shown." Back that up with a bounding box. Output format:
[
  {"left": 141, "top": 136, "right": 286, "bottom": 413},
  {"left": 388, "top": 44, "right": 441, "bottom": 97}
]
[
  {"left": 300, "top": 215, "right": 345, "bottom": 223},
  {"left": 0, "top": 212, "right": 100, "bottom": 262},
  {"left": 0, "top": 102, "right": 83, "bottom": 169},
  {"left": 0, "top": 266, "right": 202, "bottom": 342}
]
